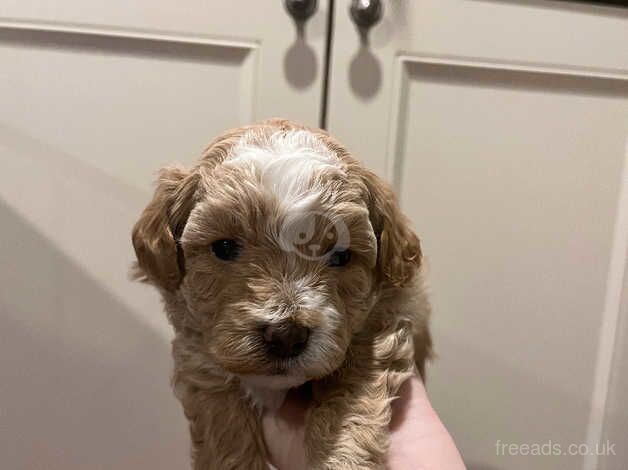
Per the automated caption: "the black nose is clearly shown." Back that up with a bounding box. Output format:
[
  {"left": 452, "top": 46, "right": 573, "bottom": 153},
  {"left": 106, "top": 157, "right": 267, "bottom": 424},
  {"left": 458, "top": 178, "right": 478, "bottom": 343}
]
[{"left": 262, "top": 322, "right": 310, "bottom": 358}]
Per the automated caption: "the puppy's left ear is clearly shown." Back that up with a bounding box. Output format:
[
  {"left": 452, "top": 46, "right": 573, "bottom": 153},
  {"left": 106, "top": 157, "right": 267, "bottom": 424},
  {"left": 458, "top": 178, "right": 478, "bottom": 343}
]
[
  {"left": 361, "top": 169, "right": 422, "bottom": 288},
  {"left": 131, "top": 166, "right": 200, "bottom": 292}
]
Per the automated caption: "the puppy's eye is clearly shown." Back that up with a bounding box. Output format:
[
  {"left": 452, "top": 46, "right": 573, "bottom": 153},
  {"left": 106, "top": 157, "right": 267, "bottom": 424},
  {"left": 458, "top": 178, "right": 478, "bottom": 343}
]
[
  {"left": 211, "top": 239, "right": 240, "bottom": 261},
  {"left": 328, "top": 248, "right": 351, "bottom": 267}
]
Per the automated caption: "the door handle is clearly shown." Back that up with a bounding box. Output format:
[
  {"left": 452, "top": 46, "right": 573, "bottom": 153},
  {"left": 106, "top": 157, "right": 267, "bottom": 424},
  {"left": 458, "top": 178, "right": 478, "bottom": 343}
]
[
  {"left": 284, "top": 0, "right": 318, "bottom": 22},
  {"left": 349, "top": 0, "right": 383, "bottom": 30}
]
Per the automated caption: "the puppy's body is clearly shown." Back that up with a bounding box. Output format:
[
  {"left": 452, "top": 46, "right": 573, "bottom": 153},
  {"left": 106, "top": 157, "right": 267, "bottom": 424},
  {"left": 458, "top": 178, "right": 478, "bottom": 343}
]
[{"left": 132, "top": 120, "right": 432, "bottom": 469}]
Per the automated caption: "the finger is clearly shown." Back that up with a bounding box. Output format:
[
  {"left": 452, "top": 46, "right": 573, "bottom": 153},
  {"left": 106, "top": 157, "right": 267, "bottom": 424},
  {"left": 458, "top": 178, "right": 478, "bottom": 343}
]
[
  {"left": 388, "top": 377, "right": 466, "bottom": 470},
  {"left": 262, "top": 410, "right": 307, "bottom": 470},
  {"left": 262, "top": 388, "right": 309, "bottom": 470}
]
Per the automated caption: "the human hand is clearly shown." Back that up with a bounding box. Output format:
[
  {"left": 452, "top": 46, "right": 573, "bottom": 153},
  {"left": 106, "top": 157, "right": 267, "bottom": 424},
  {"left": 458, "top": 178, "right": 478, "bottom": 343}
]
[{"left": 262, "top": 375, "right": 466, "bottom": 470}]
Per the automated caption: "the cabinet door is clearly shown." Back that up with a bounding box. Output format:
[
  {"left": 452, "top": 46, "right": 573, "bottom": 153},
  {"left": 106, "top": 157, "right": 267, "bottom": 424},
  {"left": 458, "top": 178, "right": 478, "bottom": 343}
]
[
  {"left": 0, "top": 2, "right": 328, "bottom": 469},
  {"left": 327, "top": 2, "right": 628, "bottom": 469}
]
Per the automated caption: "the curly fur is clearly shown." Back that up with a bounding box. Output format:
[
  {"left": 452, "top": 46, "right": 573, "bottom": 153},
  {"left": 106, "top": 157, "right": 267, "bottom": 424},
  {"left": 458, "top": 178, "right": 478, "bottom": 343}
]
[{"left": 131, "top": 119, "right": 432, "bottom": 469}]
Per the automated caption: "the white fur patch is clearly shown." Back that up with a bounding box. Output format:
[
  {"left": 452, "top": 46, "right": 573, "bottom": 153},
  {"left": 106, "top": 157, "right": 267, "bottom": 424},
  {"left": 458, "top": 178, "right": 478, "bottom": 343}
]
[
  {"left": 240, "top": 375, "right": 306, "bottom": 411},
  {"left": 226, "top": 130, "right": 343, "bottom": 211},
  {"left": 241, "top": 374, "right": 308, "bottom": 390}
]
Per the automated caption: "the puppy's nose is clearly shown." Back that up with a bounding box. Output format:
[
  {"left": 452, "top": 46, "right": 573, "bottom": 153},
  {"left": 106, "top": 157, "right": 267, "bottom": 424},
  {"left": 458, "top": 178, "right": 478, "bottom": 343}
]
[{"left": 262, "top": 322, "right": 310, "bottom": 358}]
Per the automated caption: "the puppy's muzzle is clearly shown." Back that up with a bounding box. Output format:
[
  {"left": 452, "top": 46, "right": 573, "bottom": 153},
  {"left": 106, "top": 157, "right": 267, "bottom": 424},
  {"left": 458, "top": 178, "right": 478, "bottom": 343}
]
[{"left": 262, "top": 321, "right": 310, "bottom": 359}]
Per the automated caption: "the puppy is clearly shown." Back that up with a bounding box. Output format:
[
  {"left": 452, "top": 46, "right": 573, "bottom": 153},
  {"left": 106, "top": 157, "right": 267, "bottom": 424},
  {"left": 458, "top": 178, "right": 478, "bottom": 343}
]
[{"left": 131, "top": 119, "right": 432, "bottom": 469}]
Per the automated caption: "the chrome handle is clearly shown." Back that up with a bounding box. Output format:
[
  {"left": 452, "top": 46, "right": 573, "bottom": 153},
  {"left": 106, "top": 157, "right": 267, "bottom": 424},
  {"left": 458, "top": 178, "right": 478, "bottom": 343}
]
[
  {"left": 350, "top": 0, "right": 383, "bottom": 29},
  {"left": 284, "top": 0, "right": 318, "bottom": 22}
]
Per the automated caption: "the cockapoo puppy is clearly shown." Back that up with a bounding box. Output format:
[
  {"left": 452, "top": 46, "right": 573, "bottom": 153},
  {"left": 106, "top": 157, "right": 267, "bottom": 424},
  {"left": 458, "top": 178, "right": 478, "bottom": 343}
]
[{"left": 132, "top": 119, "right": 432, "bottom": 469}]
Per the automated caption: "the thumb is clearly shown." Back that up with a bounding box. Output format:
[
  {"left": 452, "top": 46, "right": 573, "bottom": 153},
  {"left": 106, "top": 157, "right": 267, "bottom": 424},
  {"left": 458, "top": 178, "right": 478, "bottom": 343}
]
[{"left": 262, "top": 390, "right": 309, "bottom": 470}]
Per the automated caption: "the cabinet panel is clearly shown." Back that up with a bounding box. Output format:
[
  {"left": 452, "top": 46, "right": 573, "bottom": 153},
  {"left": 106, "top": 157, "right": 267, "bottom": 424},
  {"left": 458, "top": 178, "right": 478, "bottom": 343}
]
[
  {"left": 397, "top": 57, "right": 627, "bottom": 470},
  {"left": 601, "top": 262, "right": 628, "bottom": 470}
]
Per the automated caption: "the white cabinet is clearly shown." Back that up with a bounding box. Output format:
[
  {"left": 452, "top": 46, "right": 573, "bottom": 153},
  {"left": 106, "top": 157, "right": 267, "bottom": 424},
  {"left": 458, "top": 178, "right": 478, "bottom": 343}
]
[
  {"left": 1, "top": 1, "right": 627, "bottom": 469},
  {"left": 327, "top": 2, "right": 628, "bottom": 469},
  {"left": 0, "top": 2, "right": 328, "bottom": 469}
]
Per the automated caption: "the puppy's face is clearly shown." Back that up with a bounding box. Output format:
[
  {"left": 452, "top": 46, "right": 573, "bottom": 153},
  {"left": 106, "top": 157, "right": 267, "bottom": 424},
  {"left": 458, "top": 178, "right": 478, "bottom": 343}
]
[
  {"left": 132, "top": 123, "right": 421, "bottom": 389},
  {"left": 180, "top": 132, "right": 377, "bottom": 386}
]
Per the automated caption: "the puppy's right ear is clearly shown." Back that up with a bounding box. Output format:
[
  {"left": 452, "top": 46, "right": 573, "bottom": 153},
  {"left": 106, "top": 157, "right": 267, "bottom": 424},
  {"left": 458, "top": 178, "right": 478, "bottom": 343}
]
[{"left": 131, "top": 166, "right": 200, "bottom": 292}]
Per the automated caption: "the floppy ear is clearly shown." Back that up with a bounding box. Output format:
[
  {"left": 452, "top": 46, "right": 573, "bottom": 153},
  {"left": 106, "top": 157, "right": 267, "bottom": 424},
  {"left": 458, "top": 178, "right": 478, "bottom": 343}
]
[
  {"left": 361, "top": 169, "right": 422, "bottom": 288},
  {"left": 131, "top": 166, "right": 200, "bottom": 292}
]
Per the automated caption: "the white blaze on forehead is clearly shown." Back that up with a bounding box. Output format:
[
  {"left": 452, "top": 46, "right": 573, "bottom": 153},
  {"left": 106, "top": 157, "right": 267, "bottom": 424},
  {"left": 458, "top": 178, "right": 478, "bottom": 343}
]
[{"left": 225, "top": 129, "right": 344, "bottom": 209}]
